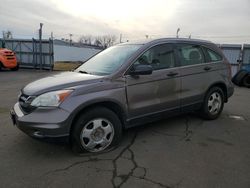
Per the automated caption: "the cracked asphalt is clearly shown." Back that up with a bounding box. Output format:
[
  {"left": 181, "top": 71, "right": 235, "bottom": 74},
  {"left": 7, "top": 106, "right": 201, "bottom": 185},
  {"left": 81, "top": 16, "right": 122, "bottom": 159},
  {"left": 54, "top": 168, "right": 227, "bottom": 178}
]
[{"left": 0, "top": 70, "right": 250, "bottom": 188}]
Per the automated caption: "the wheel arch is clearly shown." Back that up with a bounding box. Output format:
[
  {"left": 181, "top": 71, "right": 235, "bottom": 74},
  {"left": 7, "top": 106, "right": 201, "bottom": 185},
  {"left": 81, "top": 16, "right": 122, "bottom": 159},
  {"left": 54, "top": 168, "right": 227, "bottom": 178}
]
[
  {"left": 69, "top": 100, "right": 127, "bottom": 138},
  {"left": 206, "top": 82, "right": 228, "bottom": 102},
  {"left": 0, "top": 55, "right": 6, "bottom": 67},
  {"left": 0, "top": 61, "right": 5, "bottom": 68}
]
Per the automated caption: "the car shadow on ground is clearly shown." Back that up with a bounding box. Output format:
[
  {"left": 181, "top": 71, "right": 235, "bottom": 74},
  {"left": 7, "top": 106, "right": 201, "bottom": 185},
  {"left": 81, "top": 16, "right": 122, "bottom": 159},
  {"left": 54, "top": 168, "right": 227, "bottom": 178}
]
[{"left": 10, "top": 113, "right": 203, "bottom": 158}]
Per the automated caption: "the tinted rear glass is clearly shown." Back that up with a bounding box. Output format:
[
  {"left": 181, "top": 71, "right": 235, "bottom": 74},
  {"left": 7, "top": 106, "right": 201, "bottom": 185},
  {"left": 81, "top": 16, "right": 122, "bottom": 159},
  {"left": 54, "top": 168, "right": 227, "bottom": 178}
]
[
  {"left": 177, "top": 44, "right": 205, "bottom": 66},
  {"left": 205, "top": 48, "right": 223, "bottom": 62}
]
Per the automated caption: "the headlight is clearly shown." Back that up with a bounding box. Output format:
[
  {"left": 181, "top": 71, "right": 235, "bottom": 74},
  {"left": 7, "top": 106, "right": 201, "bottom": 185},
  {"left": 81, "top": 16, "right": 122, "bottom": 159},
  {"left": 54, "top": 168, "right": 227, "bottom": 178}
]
[{"left": 31, "top": 90, "right": 73, "bottom": 107}]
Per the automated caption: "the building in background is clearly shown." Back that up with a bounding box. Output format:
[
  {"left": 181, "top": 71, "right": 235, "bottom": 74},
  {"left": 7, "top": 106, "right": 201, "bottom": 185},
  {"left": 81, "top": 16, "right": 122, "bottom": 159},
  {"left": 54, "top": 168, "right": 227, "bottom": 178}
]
[
  {"left": 53, "top": 39, "right": 102, "bottom": 62},
  {"left": 0, "top": 38, "right": 250, "bottom": 74},
  {"left": 0, "top": 38, "right": 103, "bottom": 69}
]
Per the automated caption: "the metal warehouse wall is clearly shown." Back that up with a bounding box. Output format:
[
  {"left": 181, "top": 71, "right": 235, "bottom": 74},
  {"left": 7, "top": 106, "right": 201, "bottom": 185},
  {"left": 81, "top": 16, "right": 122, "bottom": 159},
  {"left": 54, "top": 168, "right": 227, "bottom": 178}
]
[
  {"left": 0, "top": 39, "right": 53, "bottom": 69},
  {"left": 1, "top": 38, "right": 250, "bottom": 74},
  {"left": 242, "top": 44, "right": 250, "bottom": 65},
  {"left": 54, "top": 45, "right": 101, "bottom": 62},
  {"left": 220, "top": 44, "right": 250, "bottom": 76},
  {"left": 220, "top": 44, "right": 242, "bottom": 76}
]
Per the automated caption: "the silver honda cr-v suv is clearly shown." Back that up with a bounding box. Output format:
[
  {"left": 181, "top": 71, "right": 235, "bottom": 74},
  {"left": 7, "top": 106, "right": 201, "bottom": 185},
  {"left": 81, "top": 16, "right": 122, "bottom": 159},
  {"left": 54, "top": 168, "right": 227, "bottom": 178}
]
[{"left": 10, "top": 38, "right": 234, "bottom": 153}]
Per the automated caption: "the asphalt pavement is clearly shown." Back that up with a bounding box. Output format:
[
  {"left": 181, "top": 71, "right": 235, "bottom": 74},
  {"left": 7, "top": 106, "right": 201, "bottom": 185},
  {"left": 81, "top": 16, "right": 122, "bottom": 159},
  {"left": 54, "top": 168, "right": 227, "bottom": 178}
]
[{"left": 0, "top": 69, "right": 249, "bottom": 188}]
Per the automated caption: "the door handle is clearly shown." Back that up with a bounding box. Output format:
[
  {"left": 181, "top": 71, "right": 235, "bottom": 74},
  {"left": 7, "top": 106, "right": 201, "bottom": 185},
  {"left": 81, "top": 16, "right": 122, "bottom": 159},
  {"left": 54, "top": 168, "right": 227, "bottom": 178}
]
[
  {"left": 167, "top": 72, "right": 178, "bottom": 77},
  {"left": 204, "top": 66, "right": 212, "bottom": 71}
]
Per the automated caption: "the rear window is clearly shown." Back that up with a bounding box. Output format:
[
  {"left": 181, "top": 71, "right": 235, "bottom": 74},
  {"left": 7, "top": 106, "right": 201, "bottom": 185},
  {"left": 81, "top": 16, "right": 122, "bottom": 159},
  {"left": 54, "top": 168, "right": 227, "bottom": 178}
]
[{"left": 177, "top": 44, "right": 205, "bottom": 66}]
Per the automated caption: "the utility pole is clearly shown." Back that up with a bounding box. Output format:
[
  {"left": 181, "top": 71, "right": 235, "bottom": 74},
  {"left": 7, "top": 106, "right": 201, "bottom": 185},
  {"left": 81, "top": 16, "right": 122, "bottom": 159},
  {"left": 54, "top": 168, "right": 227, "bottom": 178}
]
[
  {"left": 2, "top": 31, "right": 6, "bottom": 48},
  {"left": 69, "top": 33, "right": 73, "bottom": 46},
  {"left": 39, "top": 23, "right": 43, "bottom": 70},
  {"left": 119, "top": 33, "right": 122, "bottom": 43},
  {"left": 50, "top": 32, "right": 54, "bottom": 71},
  {"left": 50, "top": 32, "right": 54, "bottom": 40}
]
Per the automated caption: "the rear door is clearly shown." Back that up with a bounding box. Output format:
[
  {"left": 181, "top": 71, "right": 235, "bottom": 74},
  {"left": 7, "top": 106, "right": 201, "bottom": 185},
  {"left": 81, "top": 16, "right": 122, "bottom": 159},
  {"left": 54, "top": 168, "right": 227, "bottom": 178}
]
[
  {"left": 176, "top": 43, "right": 211, "bottom": 111},
  {"left": 125, "top": 43, "right": 181, "bottom": 120}
]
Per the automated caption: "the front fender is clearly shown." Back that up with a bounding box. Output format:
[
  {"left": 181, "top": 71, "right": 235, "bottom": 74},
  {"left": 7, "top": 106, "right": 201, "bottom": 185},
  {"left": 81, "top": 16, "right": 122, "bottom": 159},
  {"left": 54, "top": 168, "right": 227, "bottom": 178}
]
[{"left": 60, "top": 87, "right": 128, "bottom": 126}]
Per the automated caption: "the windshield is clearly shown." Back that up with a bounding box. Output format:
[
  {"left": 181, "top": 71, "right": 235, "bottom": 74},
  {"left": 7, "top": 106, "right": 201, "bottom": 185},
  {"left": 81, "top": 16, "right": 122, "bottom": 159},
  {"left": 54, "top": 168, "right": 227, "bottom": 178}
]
[{"left": 75, "top": 44, "right": 141, "bottom": 75}]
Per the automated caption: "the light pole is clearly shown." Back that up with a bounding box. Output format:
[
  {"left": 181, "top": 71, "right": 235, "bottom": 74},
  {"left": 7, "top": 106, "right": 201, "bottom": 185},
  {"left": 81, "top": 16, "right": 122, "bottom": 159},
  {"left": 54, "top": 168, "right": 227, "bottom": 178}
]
[
  {"left": 39, "top": 23, "right": 43, "bottom": 70},
  {"left": 69, "top": 33, "right": 73, "bottom": 46}
]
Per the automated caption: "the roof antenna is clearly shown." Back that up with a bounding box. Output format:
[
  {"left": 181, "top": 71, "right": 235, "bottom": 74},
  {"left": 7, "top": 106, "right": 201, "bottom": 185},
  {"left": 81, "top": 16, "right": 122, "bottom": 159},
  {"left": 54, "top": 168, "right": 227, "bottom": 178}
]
[{"left": 176, "top": 28, "right": 180, "bottom": 38}]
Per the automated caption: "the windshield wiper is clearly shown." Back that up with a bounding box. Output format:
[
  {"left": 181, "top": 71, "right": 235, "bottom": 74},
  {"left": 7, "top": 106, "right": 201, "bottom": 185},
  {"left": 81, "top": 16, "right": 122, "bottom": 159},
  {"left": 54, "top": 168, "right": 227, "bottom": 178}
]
[{"left": 78, "top": 70, "right": 91, "bottom": 74}]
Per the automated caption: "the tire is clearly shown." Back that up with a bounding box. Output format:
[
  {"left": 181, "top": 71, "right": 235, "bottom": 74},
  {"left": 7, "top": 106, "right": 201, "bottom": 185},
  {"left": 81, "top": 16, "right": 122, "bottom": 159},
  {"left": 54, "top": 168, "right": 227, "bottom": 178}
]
[
  {"left": 71, "top": 107, "right": 123, "bottom": 153},
  {"left": 232, "top": 70, "right": 248, "bottom": 86},
  {"left": 200, "top": 87, "right": 224, "bottom": 120},
  {"left": 11, "top": 64, "right": 19, "bottom": 71},
  {"left": 242, "top": 74, "right": 250, "bottom": 88}
]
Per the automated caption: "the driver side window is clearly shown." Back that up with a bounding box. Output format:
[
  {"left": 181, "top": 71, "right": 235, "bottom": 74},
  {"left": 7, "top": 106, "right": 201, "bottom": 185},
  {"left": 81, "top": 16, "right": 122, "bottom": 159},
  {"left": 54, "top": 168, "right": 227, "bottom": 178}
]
[{"left": 133, "top": 44, "right": 176, "bottom": 70}]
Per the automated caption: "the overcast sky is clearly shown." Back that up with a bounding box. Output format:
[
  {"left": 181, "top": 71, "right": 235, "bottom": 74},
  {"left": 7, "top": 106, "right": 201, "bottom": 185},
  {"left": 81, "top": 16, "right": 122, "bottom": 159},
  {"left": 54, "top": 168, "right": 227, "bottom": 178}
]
[{"left": 0, "top": 0, "right": 250, "bottom": 43}]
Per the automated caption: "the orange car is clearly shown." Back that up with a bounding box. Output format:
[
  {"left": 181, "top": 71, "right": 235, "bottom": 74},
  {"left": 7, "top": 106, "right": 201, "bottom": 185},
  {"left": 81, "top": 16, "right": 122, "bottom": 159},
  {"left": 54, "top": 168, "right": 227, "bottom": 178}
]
[{"left": 0, "top": 48, "right": 19, "bottom": 71}]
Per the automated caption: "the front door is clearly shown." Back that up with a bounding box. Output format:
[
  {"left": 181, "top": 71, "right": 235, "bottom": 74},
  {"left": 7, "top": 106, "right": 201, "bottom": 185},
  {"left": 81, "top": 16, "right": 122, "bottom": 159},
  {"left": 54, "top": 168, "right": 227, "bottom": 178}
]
[{"left": 125, "top": 43, "right": 181, "bottom": 121}]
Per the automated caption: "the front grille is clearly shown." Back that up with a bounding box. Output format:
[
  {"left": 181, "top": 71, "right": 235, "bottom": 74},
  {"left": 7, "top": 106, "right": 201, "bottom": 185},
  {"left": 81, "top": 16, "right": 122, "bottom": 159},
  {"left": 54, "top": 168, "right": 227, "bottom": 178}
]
[
  {"left": 6, "top": 55, "right": 15, "bottom": 59},
  {"left": 19, "top": 93, "right": 36, "bottom": 114},
  {"left": 4, "top": 53, "right": 15, "bottom": 60}
]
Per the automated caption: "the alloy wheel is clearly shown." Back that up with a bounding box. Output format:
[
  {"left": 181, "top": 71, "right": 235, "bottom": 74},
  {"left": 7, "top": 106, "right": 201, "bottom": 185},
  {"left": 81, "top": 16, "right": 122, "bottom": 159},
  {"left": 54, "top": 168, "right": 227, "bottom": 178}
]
[
  {"left": 208, "top": 92, "right": 222, "bottom": 115},
  {"left": 80, "top": 118, "right": 114, "bottom": 152}
]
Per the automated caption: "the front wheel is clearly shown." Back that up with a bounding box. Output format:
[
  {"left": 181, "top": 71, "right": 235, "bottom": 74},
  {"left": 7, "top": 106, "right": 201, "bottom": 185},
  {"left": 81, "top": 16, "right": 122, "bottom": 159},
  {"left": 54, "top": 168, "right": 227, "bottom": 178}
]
[
  {"left": 71, "top": 107, "right": 123, "bottom": 153},
  {"left": 11, "top": 64, "right": 19, "bottom": 71},
  {"left": 201, "top": 87, "right": 224, "bottom": 120}
]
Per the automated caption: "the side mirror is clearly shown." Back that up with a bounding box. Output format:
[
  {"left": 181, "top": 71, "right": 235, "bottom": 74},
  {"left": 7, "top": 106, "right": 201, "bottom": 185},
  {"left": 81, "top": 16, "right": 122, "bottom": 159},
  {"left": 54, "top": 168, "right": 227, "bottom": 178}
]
[{"left": 129, "top": 64, "right": 153, "bottom": 76}]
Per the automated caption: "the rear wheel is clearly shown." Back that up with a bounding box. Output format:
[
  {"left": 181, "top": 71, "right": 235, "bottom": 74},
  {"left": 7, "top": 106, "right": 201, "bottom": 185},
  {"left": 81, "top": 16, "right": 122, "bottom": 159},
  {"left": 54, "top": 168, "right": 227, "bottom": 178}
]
[
  {"left": 242, "top": 74, "right": 250, "bottom": 88},
  {"left": 232, "top": 70, "right": 248, "bottom": 86},
  {"left": 201, "top": 87, "right": 224, "bottom": 120},
  {"left": 71, "top": 107, "right": 123, "bottom": 153}
]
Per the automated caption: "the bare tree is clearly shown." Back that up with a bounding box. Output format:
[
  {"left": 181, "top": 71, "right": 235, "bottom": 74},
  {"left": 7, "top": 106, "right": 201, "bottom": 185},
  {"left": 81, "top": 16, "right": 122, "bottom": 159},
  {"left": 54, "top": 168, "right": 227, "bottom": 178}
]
[
  {"left": 94, "top": 35, "right": 117, "bottom": 48},
  {"left": 2, "top": 30, "right": 13, "bottom": 39},
  {"left": 78, "top": 35, "right": 93, "bottom": 45},
  {"left": 78, "top": 34, "right": 117, "bottom": 48}
]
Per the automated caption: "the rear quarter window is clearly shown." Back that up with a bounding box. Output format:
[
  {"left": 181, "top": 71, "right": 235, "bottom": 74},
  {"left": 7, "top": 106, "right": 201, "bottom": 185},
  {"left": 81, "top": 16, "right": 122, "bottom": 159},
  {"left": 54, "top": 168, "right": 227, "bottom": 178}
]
[{"left": 203, "top": 47, "right": 223, "bottom": 62}]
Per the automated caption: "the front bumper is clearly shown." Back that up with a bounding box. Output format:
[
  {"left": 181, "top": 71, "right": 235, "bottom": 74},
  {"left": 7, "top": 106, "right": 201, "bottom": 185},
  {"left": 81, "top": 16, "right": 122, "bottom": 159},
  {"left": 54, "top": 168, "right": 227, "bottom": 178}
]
[
  {"left": 2, "top": 59, "right": 17, "bottom": 68},
  {"left": 10, "top": 103, "right": 72, "bottom": 139}
]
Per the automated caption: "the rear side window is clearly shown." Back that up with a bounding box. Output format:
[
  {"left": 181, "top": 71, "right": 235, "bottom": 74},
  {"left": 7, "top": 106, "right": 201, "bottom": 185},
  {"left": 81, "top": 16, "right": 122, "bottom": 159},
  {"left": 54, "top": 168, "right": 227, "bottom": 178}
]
[
  {"left": 177, "top": 44, "right": 205, "bottom": 66},
  {"left": 205, "top": 48, "right": 223, "bottom": 62}
]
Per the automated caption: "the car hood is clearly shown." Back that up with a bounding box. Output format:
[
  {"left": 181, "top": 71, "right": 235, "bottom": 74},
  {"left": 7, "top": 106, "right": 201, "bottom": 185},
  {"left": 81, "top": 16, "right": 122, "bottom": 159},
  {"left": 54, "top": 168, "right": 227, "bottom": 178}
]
[{"left": 22, "top": 71, "right": 104, "bottom": 96}]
